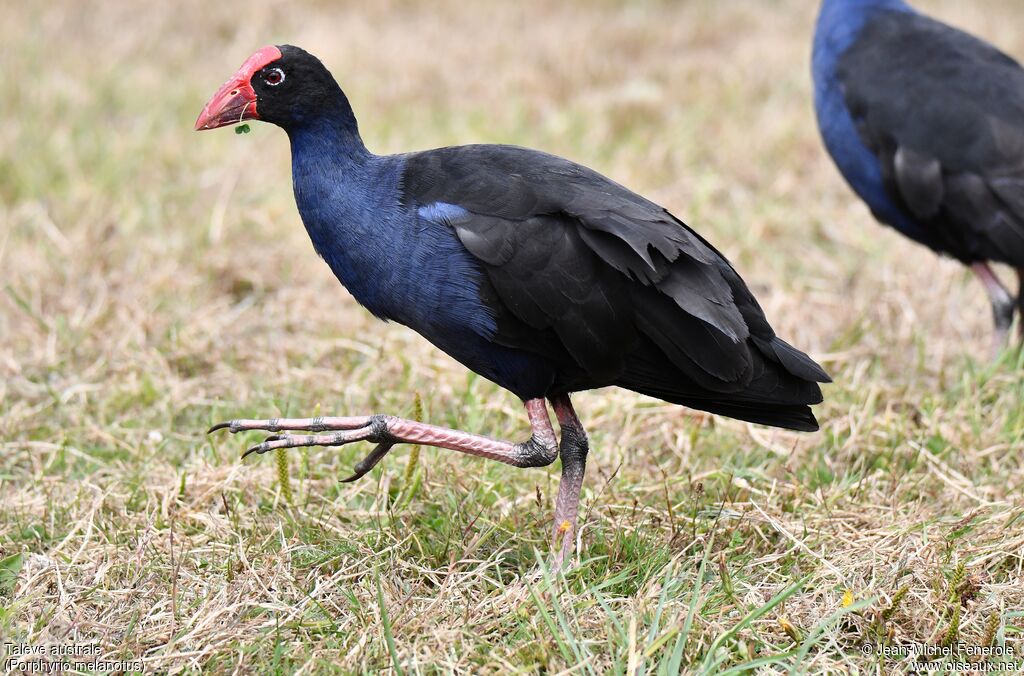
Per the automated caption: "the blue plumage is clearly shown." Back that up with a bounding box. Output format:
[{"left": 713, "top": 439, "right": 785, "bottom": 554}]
[
  {"left": 416, "top": 201, "right": 470, "bottom": 225},
  {"left": 812, "top": 0, "right": 933, "bottom": 246},
  {"left": 198, "top": 42, "right": 829, "bottom": 570},
  {"left": 812, "top": 0, "right": 1024, "bottom": 345},
  {"left": 199, "top": 43, "right": 827, "bottom": 430},
  {"left": 287, "top": 117, "right": 557, "bottom": 398}
]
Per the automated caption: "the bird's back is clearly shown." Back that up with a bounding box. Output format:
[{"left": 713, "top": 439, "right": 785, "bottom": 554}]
[
  {"left": 814, "top": 1, "right": 1024, "bottom": 265},
  {"left": 401, "top": 144, "right": 829, "bottom": 431}
]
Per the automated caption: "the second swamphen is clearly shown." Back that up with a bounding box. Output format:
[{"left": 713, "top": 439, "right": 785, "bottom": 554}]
[
  {"left": 197, "top": 45, "right": 829, "bottom": 568},
  {"left": 813, "top": 0, "right": 1024, "bottom": 353}
]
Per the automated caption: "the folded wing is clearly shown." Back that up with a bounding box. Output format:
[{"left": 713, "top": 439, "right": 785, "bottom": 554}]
[
  {"left": 838, "top": 10, "right": 1024, "bottom": 264},
  {"left": 402, "top": 145, "right": 828, "bottom": 430}
]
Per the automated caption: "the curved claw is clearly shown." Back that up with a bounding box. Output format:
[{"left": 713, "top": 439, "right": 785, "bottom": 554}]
[
  {"left": 340, "top": 442, "right": 395, "bottom": 483},
  {"left": 242, "top": 437, "right": 282, "bottom": 458},
  {"left": 241, "top": 443, "right": 268, "bottom": 459},
  {"left": 208, "top": 421, "right": 233, "bottom": 434},
  {"left": 240, "top": 436, "right": 284, "bottom": 456}
]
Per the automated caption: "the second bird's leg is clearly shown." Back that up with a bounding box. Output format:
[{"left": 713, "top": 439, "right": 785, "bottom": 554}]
[
  {"left": 209, "top": 398, "right": 560, "bottom": 481},
  {"left": 548, "top": 393, "right": 589, "bottom": 571},
  {"left": 971, "top": 262, "right": 1016, "bottom": 356},
  {"left": 1018, "top": 268, "right": 1024, "bottom": 341}
]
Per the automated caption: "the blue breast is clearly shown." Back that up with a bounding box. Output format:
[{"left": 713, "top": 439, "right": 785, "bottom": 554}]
[
  {"left": 812, "top": 0, "right": 934, "bottom": 245},
  {"left": 288, "top": 126, "right": 555, "bottom": 399}
]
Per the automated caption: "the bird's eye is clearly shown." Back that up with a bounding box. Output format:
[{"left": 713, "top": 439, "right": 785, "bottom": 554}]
[{"left": 264, "top": 67, "right": 285, "bottom": 86}]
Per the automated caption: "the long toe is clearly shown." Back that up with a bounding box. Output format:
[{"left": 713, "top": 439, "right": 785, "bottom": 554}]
[
  {"left": 241, "top": 429, "right": 377, "bottom": 458},
  {"left": 210, "top": 416, "right": 375, "bottom": 435}
]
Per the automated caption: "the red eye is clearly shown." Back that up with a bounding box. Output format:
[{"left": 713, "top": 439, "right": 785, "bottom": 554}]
[{"left": 265, "top": 68, "right": 285, "bottom": 86}]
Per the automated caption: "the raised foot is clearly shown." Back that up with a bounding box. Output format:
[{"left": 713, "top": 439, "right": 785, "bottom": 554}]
[
  {"left": 207, "top": 414, "right": 395, "bottom": 481},
  {"left": 207, "top": 403, "right": 557, "bottom": 479},
  {"left": 207, "top": 398, "right": 589, "bottom": 564}
]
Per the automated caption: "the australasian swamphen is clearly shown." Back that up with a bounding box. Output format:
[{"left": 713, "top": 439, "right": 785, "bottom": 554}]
[
  {"left": 813, "top": 0, "right": 1024, "bottom": 353},
  {"left": 197, "top": 46, "right": 829, "bottom": 568}
]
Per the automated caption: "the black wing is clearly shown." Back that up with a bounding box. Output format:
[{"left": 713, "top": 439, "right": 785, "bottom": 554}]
[
  {"left": 839, "top": 10, "right": 1024, "bottom": 264},
  {"left": 401, "top": 145, "right": 828, "bottom": 431}
]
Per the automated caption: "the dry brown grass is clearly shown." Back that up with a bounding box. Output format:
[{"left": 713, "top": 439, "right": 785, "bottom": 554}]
[{"left": 1, "top": 0, "right": 1022, "bottom": 673}]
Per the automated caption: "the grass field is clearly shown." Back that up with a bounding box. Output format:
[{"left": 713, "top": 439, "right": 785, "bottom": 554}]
[{"left": 2, "top": 0, "right": 1023, "bottom": 672}]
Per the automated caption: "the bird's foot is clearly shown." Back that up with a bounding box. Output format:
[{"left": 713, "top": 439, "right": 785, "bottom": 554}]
[
  {"left": 208, "top": 400, "right": 561, "bottom": 481},
  {"left": 209, "top": 398, "right": 592, "bottom": 566},
  {"left": 973, "top": 263, "right": 1016, "bottom": 360},
  {"left": 237, "top": 417, "right": 392, "bottom": 459},
  {"left": 208, "top": 414, "right": 397, "bottom": 481},
  {"left": 208, "top": 415, "right": 377, "bottom": 436},
  {"left": 990, "top": 292, "right": 1014, "bottom": 360}
]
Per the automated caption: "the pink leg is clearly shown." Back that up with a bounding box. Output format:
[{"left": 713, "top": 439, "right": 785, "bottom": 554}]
[
  {"left": 971, "top": 263, "right": 1015, "bottom": 356},
  {"left": 211, "top": 397, "right": 593, "bottom": 567},
  {"left": 548, "top": 393, "right": 589, "bottom": 571},
  {"left": 209, "top": 399, "right": 560, "bottom": 481}
]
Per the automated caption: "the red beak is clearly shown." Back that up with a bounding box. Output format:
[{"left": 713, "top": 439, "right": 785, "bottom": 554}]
[{"left": 195, "top": 45, "right": 282, "bottom": 131}]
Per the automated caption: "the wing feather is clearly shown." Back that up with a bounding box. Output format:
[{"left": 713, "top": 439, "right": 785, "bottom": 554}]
[
  {"left": 401, "top": 145, "right": 829, "bottom": 402},
  {"left": 839, "top": 9, "right": 1024, "bottom": 264}
]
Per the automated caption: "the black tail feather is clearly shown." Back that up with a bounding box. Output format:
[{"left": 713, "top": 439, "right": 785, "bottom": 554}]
[
  {"left": 753, "top": 335, "right": 832, "bottom": 384},
  {"left": 617, "top": 333, "right": 827, "bottom": 433},
  {"left": 622, "top": 382, "right": 821, "bottom": 432}
]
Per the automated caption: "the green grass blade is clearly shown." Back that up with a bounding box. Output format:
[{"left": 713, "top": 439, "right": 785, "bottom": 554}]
[
  {"left": 376, "top": 569, "right": 404, "bottom": 676},
  {"left": 699, "top": 575, "right": 810, "bottom": 673}
]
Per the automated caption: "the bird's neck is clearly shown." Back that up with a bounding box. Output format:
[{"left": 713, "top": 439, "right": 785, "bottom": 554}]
[
  {"left": 286, "top": 112, "right": 407, "bottom": 320},
  {"left": 813, "top": 0, "right": 913, "bottom": 94},
  {"left": 286, "top": 98, "right": 371, "bottom": 167},
  {"left": 286, "top": 107, "right": 381, "bottom": 230}
]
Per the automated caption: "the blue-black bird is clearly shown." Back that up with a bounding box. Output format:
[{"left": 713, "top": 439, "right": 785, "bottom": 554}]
[
  {"left": 198, "top": 46, "right": 829, "bottom": 567},
  {"left": 813, "top": 0, "right": 1024, "bottom": 352}
]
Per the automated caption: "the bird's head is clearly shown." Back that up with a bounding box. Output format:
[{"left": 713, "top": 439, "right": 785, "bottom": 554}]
[{"left": 195, "top": 45, "right": 340, "bottom": 132}]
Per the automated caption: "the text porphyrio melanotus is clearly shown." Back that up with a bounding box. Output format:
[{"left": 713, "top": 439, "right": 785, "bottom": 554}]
[
  {"left": 197, "top": 46, "right": 829, "bottom": 568},
  {"left": 813, "top": 0, "right": 1024, "bottom": 353}
]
